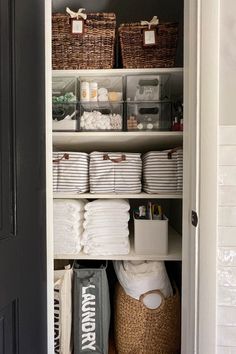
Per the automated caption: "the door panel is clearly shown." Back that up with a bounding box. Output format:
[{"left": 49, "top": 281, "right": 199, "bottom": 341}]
[
  {"left": 0, "top": 0, "right": 47, "bottom": 353},
  {"left": 0, "top": 0, "right": 16, "bottom": 240},
  {"left": 0, "top": 301, "right": 18, "bottom": 354}
]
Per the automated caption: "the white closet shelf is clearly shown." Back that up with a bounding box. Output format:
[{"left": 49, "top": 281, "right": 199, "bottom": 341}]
[
  {"left": 54, "top": 227, "right": 182, "bottom": 261},
  {"left": 53, "top": 131, "right": 183, "bottom": 152},
  {"left": 52, "top": 67, "right": 183, "bottom": 77},
  {"left": 53, "top": 192, "right": 182, "bottom": 199}
]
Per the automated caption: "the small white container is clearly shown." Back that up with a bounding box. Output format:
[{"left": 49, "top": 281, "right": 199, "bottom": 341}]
[
  {"left": 80, "top": 81, "right": 90, "bottom": 102},
  {"left": 89, "top": 82, "right": 98, "bottom": 102},
  {"left": 134, "top": 215, "right": 168, "bottom": 255}
]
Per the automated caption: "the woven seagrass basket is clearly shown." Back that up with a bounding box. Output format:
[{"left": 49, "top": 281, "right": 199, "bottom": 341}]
[
  {"left": 52, "top": 12, "right": 116, "bottom": 69},
  {"left": 114, "top": 283, "right": 181, "bottom": 354},
  {"left": 119, "top": 22, "right": 178, "bottom": 69}
]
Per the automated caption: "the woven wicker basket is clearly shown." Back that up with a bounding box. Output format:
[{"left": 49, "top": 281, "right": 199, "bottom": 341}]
[
  {"left": 52, "top": 12, "right": 116, "bottom": 70},
  {"left": 114, "top": 283, "right": 181, "bottom": 354},
  {"left": 119, "top": 22, "right": 178, "bottom": 69}
]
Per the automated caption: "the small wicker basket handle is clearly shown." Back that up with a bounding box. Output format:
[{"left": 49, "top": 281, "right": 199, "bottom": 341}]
[
  {"left": 53, "top": 153, "right": 70, "bottom": 163},
  {"left": 103, "top": 154, "right": 126, "bottom": 163},
  {"left": 139, "top": 289, "right": 165, "bottom": 310}
]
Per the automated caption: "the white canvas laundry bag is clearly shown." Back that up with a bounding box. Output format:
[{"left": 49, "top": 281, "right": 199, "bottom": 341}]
[{"left": 54, "top": 265, "right": 73, "bottom": 354}]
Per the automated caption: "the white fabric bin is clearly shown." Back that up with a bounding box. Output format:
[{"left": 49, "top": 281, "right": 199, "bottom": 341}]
[
  {"left": 134, "top": 215, "right": 168, "bottom": 255},
  {"left": 89, "top": 151, "right": 142, "bottom": 193},
  {"left": 53, "top": 151, "right": 89, "bottom": 193}
]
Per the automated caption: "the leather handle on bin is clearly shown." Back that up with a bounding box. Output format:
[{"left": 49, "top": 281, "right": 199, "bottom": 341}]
[
  {"left": 103, "top": 154, "right": 126, "bottom": 163},
  {"left": 53, "top": 153, "right": 70, "bottom": 163},
  {"left": 167, "top": 147, "right": 182, "bottom": 159}
]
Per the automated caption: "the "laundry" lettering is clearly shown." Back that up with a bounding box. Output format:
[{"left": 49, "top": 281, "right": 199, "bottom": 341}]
[{"left": 81, "top": 284, "right": 96, "bottom": 351}]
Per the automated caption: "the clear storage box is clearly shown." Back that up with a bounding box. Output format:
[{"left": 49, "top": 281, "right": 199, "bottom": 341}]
[
  {"left": 126, "top": 75, "right": 170, "bottom": 102},
  {"left": 134, "top": 215, "right": 168, "bottom": 255},
  {"left": 127, "top": 102, "right": 172, "bottom": 131},
  {"left": 79, "top": 76, "right": 123, "bottom": 103},
  {"left": 79, "top": 102, "right": 123, "bottom": 131},
  {"left": 52, "top": 77, "right": 78, "bottom": 131}
]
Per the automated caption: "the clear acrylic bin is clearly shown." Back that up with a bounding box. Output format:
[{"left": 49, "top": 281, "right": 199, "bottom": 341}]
[
  {"left": 79, "top": 102, "right": 123, "bottom": 131},
  {"left": 79, "top": 76, "right": 123, "bottom": 103},
  {"left": 126, "top": 75, "right": 170, "bottom": 102},
  {"left": 127, "top": 102, "right": 172, "bottom": 131},
  {"left": 134, "top": 215, "right": 168, "bottom": 255},
  {"left": 52, "top": 77, "right": 78, "bottom": 131},
  {"left": 52, "top": 103, "right": 78, "bottom": 131}
]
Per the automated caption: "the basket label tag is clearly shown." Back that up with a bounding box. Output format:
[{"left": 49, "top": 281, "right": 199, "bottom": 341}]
[
  {"left": 72, "top": 19, "right": 84, "bottom": 34},
  {"left": 143, "top": 29, "right": 157, "bottom": 46}
]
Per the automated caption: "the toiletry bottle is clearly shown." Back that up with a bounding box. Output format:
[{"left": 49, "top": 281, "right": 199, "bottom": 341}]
[
  {"left": 89, "top": 82, "right": 98, "bottom": 102},
  {"left": 172, "top": 117, "right": 180, "bottom": 131},
  {"left": 80, "top": 81, "right": 90, "bottom": 102}
]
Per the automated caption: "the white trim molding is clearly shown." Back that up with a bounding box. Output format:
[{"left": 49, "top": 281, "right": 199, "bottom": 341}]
[{"left": 197, "top": 0, "right": 219, "bottom": 352}]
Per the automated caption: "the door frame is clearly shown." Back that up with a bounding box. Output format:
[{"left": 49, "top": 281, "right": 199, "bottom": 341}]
[
  {"left": 45, "top": 0, "right": 220, "bottom": 352},
  {"left": 45, "top": 0, "right": 54, "bottom": 353},
  {"left": 183, "top": 0, "right": 219, "bottom": 353}
]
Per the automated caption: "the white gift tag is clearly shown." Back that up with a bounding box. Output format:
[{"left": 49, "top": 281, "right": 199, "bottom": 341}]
[
  {"left": 71, "top": 19, "right": 84, "bottom": 34},
  {"left": 143, "top": 29, "right": 157, "bottom": 46}
]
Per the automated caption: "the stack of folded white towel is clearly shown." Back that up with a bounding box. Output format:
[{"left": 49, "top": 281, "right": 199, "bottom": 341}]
[
  {"left": 81, "top": 199, "right": 130, "bottom": 255},
  {"left": 53, "top": 199, "right": 86, "bottom": 255}
]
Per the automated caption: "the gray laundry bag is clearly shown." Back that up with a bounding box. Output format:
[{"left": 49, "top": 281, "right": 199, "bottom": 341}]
[{"left": 73, "top": 261, "right": 110, "bottom": 354}]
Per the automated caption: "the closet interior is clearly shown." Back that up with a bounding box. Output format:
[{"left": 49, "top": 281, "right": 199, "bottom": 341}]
[{"left": 51, "top": 0, "right": 184, "bottom": 353}]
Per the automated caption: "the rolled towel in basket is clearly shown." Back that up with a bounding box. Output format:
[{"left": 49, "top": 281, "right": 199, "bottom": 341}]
[{"left": 113, "top": 260, "right": 173, "bottom": 302}]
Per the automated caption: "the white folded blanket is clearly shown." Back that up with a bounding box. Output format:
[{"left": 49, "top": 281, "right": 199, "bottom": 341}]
[
  {"left": 82, "top": 228, "right": 129, "bottom": 241},
  {"left": 54, "top": 223, "right": 84, "bottom": 234},
  {"left": 113, "top": 260, "right": 173, "bottom": 300},
  {"left": 83, "top": 220, "right": 129, "bottom": 229},
  {"left": 83, "top": 239, "right": 130, "bottom": 256},
  {"left": 54, "top": 241, "right": 82, "bottom": 255},
  {"left": 85, "top": 199, "right": 130, "bottom": 212},
  {"left": 54, "top": 211, "right": 84, "bottom": 222},
  {"left": 54, "top": 199, "right": 86, "bottom": 213},
  {"left": 82, "top": 234, "right": 129, "bottom": 244},
  {"left": 84, "top": 210, "right": 130, "bottom": 220}
]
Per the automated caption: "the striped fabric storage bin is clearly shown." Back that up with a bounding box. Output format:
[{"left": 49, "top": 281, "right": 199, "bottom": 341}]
[
  {"left": 143, "top": 148, "right": 183, "bottom": 193},
  {"left": 53, "top": 151, "right": 89, "bottom": 193},
  {"left": 89, "top": 151, "right": 142, "bottom": 193}
]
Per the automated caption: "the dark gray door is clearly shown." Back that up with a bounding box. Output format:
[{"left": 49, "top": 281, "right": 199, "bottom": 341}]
[{"left": 0, "top": 0, "right": 47, "bottom": 353}]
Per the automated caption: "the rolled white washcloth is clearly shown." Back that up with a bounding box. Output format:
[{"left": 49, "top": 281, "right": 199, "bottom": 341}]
[
  {"left": 98, "top": 94, "right": 109, "bottom": 102},
  {"left": 98, "top": 87, "right": 108, "bottom": 95}
]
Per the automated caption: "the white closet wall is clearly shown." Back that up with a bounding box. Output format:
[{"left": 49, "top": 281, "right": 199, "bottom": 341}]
[{"left": 217, "top": 1, "right": 236, "bottom": 351}]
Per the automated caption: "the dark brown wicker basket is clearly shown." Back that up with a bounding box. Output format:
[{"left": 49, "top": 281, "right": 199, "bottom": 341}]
[
  {"left": 114, "top": 283, "right": 181, "bottom": 354},
  {"left": 52, "top": 12, "right": 116, "bottom": 70},
  {"left": 119, "top": 22, "right": 178, "bottom": 69}
]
